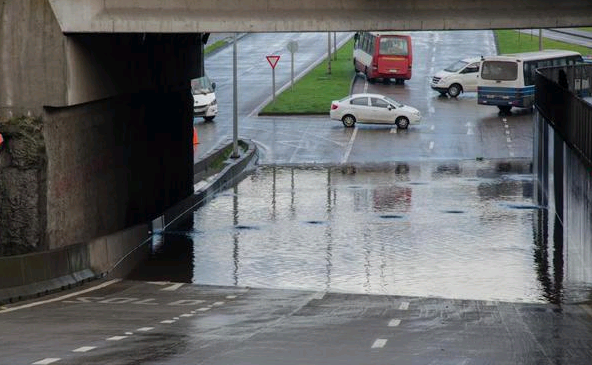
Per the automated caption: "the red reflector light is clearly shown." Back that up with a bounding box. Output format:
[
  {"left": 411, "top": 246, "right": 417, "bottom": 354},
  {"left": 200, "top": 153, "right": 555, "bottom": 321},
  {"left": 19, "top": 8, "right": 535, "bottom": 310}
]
[{"left": 331, "top": 103, "right": 338, "bottom": 110}]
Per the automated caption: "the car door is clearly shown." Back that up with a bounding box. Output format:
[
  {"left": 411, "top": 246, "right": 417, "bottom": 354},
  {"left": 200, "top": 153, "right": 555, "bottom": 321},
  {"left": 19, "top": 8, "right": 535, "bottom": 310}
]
[
  {"left": 460, "top": 62, "right": 480, "bottom": 92},
  {"left": 349, "top": 97, "right": 371, "bottom": 122},
  {"left": 370, "top": 97, "right": 393, "bottom": 123}
]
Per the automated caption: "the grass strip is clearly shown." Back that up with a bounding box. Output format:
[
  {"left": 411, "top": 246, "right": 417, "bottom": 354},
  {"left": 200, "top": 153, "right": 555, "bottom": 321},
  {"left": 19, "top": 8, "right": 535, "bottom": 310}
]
[
  {"left": 260, "top": 37, "right": 355, "bottom": 115},
  {"left": 204, "top": 40, "right": 228, "bottom": 56},
  {"left": 495, "top": 29, "right": 592, "bottom": 55}
]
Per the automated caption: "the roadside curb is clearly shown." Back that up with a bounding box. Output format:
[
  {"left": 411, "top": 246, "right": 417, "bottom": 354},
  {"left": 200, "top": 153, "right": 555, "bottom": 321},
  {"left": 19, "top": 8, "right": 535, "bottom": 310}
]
[{"left": 0, "top": 139, "right": 258, "bottom": 305}]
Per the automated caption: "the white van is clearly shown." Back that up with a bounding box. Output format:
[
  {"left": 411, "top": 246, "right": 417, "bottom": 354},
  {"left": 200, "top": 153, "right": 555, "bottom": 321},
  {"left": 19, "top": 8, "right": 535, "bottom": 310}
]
[
  {"left": 430, "top": 57, "right": 481, "bottom": 97},
  {"left": 191, "top": 75, "right": 217, "bottom": 121}
]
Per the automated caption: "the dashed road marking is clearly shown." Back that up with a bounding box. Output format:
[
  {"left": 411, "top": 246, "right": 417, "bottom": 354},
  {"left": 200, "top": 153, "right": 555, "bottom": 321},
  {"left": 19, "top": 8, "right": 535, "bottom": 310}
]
[
  {"left": 162, "top": 283, "right": 184, "bottom": 291},
  {"left": 160, "top": 320, "right": 176, "bottom": 324},
  {"left": 180, "top": 313, "right": 195, "bottom": 317},
  {"left": 197, "top": 307, "right": 211, "bottom": 312},
  {"left": 226, "top": 295, "right": 237, "bottom": 299},
  {"left": 106, "top": 336, "right": 127, "bottom": 341},
  {"left": 506, "top": 137, "right": 512, "bottom": 143},
  {"left": 429, "top": 141, "right": 434, "bottom": 150},
  {"left": 136, "top": 327, "right": 154, "bottom": 332},
  {"left": 33, "top": 358, "right": 61, "bottom": 364},
  {"left": 0, "top": 279, "right": 121, "bottom": 314},
  {"left": 430, "top": 125, "right": 435, "bottom": 131},
  {"left": 399, "top": 302, "right": 409, "bottom": 310},
  {"left": 390, "top": 128, "right": 397, "bottom": 134},
  {"left": 371, "top": 339, "right": 388, "bottom": 348},
  {"left": 72, "top": 346, "right": 96, "bottom": 353},
  {"left": 212, "top": 301, "right": 225, "bottom": 306},
  {"left": 388, "top": 319, "right": 401, "bottom": 327},
  {"left": 125, "top": 332, "right": 133, "bottom": 335}
]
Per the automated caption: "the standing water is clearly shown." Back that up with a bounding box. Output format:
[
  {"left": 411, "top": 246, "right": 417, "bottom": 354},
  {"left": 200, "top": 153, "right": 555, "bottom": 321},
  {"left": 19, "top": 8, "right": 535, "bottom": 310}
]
[{"left": 131, "top": 159, "right": 592, "bottom": 304}]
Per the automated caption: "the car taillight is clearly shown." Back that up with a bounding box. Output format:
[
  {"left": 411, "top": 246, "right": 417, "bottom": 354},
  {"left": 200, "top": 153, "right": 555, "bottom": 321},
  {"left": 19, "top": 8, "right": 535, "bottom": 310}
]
[{"left": 331, "top": 103, "right": 338, "bottom": 110}]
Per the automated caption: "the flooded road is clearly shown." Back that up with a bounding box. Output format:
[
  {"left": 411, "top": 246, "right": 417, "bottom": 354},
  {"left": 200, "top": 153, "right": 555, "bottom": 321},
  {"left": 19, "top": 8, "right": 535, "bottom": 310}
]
[{"left": 130, "top": 159, "right": 588, "bottom": 304}]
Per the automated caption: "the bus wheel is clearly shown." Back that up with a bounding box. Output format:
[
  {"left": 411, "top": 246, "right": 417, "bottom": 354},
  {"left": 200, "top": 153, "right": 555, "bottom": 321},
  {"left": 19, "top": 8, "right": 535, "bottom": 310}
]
[
  {"left": 497, "top": 106, "right": 512, "bottom": 114},
  {"left": 395, "top": 116, "right": 409, "bottom": 129},
  {"left": 353, "top": 59, "right": 359, "bottom": 73},
  {"left": 342, "top": 115, "right": 356, "bottom": 128},
  {"left": 447, "top": 84, "right": 462, "bottom": 97}
]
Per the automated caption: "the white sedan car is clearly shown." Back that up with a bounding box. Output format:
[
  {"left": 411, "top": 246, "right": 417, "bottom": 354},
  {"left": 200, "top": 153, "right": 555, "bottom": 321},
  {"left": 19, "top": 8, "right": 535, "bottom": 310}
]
[{"left": 329, "top": 93, "right": 421, "bottom": 129}]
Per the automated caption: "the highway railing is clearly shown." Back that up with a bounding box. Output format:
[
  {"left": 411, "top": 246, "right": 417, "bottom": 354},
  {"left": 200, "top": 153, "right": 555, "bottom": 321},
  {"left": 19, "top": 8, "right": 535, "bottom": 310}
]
[{"left": 535, "top": 64, "right": 592, "bottom": 167}]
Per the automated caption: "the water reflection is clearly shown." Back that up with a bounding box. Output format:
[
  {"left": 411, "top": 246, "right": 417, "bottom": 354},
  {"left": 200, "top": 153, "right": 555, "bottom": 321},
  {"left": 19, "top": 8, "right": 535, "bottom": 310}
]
[{"left": 132, "top": 159, "right": 592, "bottom": 304}]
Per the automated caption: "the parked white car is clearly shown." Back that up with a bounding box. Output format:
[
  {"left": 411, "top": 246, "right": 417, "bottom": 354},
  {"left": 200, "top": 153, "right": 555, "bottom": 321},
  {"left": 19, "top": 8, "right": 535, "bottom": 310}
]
[
  {"left": 430, "top": 57, "right": 481, "bottom": 97},
  {"left": 191, "top": 75, "right": 217, "bottom": 121},
  {"left": 329, "top": 93, "right": 421, "bottom": 129}
]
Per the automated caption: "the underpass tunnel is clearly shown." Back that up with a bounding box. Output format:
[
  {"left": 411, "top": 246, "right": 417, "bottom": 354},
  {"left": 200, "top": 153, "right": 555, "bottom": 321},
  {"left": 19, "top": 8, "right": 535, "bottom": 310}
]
[{"left": 43, "top": 33, "right": 205, "bottom": 248}]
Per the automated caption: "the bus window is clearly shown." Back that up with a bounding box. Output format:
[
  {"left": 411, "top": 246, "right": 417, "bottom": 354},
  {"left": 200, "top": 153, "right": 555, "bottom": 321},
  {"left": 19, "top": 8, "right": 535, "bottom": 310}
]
[
  {"left": 481, "top": 61, "right": 517, "bottom": 81},
  {"left": 379, "top": 38, "right": 408, "bottom": 56}
]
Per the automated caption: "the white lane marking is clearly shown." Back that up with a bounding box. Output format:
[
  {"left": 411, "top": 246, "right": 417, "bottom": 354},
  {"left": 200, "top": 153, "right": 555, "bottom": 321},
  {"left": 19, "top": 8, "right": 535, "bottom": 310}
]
[
  {"left": 73, "top": 346, "right": 96, "bottom": 353},
  {"left": 125, "top": 332, "right": 133, "bottom": 335},
  {"left": 160, "top": 320, "right": 176, "bottom": 324},
  {"left": 502, "top": 118, "right": 507, "bottom": 122},
  {"left": 0, "top": 279, "right": 121, "bottom": 314},
  {"left": 180, "top": 313, "right": 195, "bottom": 317},
  {"left": 507, "top": 137, "right": 512, "bottom": 143},
  {"left": 226, "top": 295, "right": 237, "bottom": 299},
  {"left": 371, "top": 339, "right": 388, "bottom": 348},
  {"left": 363, "top": 78, "right": 369, "bottom": 93},
  {"left": 33, "top": 358, "right": 61, "bottom": 364},
  {"left": 429, "top": 106, "right": 435, "bottom": 114},
  {"left": 146, "top": 281, "right": 169, "bottom": 285},
  {"left": 390, "top": 128, "right": 397, "bottom": 134},
  {"left": 106, "top": 336, "right": 127, "bottom": 341},
  {"left": 212, "top": 301, "right": 225, "bottom": 306},
  {"left": 173, "top": 317, "right": 180, "bottom": 320},
  {"left": 466, "top": 122, "right": 474, "bottom": 135},
  {"left": 136, "top": 327, "right": 154, "bottom": 332},
  {"left": 429, "top": 141, "right": 434, "bottom": 150},
  {"left": 197, "top": 307, "right": 211, "bottom": 312},
  {"left": 399, "top": 302, "right": 410, "bottom": 310},
  {"left": 162, "top": 283, "right": 184, "bottom": 291},
  {"left": 388, "top": 319, "right": 401, "bottom": 327},
  {"left": 430, "top": 125, "right": 435, "bottom": 131},
  {"left": 311, "top": 291, "right": 325, "bottom": 300},
  {"left": 341, "top": 127, "right": 358, "bottom": 164},
  {"left": 509, "top": 152, "right": 515, "bottom": 157},
  {"left": 505, "top": 130, "right": 510, "bottom": 135}
]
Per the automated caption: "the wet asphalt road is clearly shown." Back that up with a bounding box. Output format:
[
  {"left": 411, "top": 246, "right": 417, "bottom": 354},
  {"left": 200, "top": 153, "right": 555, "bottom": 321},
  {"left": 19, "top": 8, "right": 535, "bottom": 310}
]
[{"left": 3, "top": 31, "right": 592, "bottom": 364}]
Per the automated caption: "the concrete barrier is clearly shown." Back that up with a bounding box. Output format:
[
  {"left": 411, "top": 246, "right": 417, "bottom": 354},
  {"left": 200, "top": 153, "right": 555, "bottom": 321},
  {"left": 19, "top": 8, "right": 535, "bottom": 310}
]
[{"left": 0, "top": 139, "right": 258, "bottom": 305}]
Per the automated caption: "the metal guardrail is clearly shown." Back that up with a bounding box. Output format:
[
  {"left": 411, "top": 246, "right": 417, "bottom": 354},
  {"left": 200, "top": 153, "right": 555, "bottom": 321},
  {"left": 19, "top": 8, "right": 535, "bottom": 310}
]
[{"left": 535, "top": 64, "right": 592, "bottom": 167}]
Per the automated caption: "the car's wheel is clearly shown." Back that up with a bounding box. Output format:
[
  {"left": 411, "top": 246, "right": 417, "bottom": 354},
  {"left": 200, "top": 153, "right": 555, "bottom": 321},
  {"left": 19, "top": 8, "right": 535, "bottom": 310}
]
[
  {"left": 395, "top": 116, "right": 410, "bottom": 129},
  {"left": 342, "top": 114, "right": 356, "bottom": 128},
  {"left": 447, "top": 83, "right": 462, "bottom": 97},
  {"left": 204, "top": 116, "right": 215, "bottom": 122},
  {"left": 497, "top": 105, "right": 512, "bottom": 114}
]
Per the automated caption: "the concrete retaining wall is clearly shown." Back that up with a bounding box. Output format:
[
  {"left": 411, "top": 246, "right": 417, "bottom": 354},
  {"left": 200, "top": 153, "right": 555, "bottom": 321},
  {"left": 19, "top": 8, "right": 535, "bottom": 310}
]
[{"left": 0, "top": 139, "right": 257, "bottom": 305}]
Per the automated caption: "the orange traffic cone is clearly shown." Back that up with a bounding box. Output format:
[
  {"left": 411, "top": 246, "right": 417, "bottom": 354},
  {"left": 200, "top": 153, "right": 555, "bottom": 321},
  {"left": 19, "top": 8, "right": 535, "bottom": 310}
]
[{"left": 193, "top": 127, "right": 199, "bottom": 145}]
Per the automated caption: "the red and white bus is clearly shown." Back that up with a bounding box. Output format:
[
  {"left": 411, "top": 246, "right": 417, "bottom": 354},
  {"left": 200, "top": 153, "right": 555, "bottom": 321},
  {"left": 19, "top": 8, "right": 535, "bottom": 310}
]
[{"left": 353, "top": 31, "right": 413, "bottom": 84}]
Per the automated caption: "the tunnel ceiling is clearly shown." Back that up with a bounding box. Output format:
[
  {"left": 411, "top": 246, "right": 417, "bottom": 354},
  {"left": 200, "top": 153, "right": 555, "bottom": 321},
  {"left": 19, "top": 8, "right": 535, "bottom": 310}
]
[{"left": 49, "top": 0, "right": 592, "bottom": 33}]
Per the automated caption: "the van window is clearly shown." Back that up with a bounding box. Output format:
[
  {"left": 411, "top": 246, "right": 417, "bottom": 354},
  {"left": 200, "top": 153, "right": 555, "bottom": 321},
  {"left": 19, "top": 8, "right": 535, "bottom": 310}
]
[
  {"left": 444, "top": 60, "right": 468, "bottom": 72},
  {"left": 481, "top": 61, "right": 518, "bottom": 81},
  {"left": 462, "top": 62, "right": 480, "bottom": 74},
  {"left": 191, "top": 76, "right": 215, "bottom": 94}
]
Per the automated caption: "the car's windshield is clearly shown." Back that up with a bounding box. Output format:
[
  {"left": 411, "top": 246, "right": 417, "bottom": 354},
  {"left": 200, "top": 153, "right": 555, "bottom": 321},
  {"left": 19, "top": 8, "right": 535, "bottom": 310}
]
[
  {"left": 444, "top": 60, "right": 469, "bottom": 72},
  {"left": 191, "top": 76, "right": 214, "bottom": 94},
  {"left": 383, "top": 96, "right": 404, "bottom": 108}
]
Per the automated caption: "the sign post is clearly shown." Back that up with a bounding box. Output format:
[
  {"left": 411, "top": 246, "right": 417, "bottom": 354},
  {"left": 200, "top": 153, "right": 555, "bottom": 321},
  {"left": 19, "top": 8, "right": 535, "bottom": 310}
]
[
  {"left": 287, "top": 41, "right": 298, "bottom": 90},
  {"left": 266, "top": 55, "right": 281, "bottom": 102}
]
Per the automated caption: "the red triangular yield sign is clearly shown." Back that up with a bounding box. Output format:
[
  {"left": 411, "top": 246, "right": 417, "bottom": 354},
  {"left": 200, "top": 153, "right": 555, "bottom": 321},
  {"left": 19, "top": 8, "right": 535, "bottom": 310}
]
[{"left": 266, "top": 55, "right": 280, "bottom": 69}]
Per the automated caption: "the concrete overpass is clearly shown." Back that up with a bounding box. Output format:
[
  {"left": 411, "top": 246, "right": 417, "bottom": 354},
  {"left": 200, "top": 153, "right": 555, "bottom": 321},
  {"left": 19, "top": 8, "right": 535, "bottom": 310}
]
[
  {"left": 1, "top": 0, "right": 592, "bottom": 297},
  {"left": 48, "top": 0, "right": 592, "bottom": 33}
]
